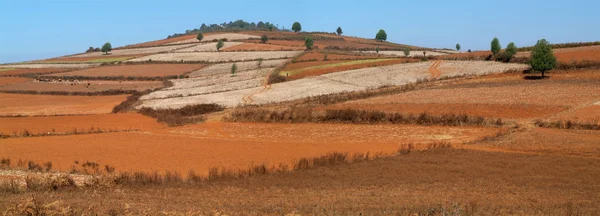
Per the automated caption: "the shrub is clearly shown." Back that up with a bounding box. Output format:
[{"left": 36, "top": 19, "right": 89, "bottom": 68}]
[
  {"left": 196, "top": 32, "right": 203, "bottom": 41},
  {"left": 101, "top": 42, "right": 112, "bottom": 55},
  {"left": 292, "top": 22, "right": 302, "bottom": 32},
  {"left": 304, "top": 37, "right": 314, "bottom": 50},
  {"left": 336, "top": 26, "right": 343, "bottom": 36},
  {"left": 260, "top": 35, "right": 268, "bottom": 43},
  {"left": 456, "top": 43, "right": 461, "bottom": 51},
  {"left": 491, "top": 37, "right": 501, "bottom": 56},
  {"left": 257, "top": 58, "right": 264, "bottom": 68},
  {"left": 231, "top": 63, "right": 237, "bottom": 75},
  {"left": 375, "top": 29, "right": 387, "bottom": 42},
  {"left": 403, "top": 47, "right": 410, "bottom": 57},
  {"left": 376, "top": 46, "right": 380, "bottom": 53},
  {"left": 530, "top": 39, "right": 556, "bottom": 77},
  {"left": 216, "top": 39, "right": 224, "bottom": 51},
  {"left": 138, "top": 104, "right": 225, "bottom": 126}
]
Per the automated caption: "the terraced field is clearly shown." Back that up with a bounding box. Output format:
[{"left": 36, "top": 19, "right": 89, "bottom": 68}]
[
  {"left": 126, "top": 51, "right": 302, "bottom": 63},
  {"left": 188, "top": 59, "right": 286, "bottom": 77},
  {"left": 70, "top": 44, "right": 194, "bottom": 58},
  {"left": 166, "top": 33, "right": 260, "bottom": 45},
  {"left": 47, "top": 64, "right": 204, "bottom": 78},
  {"left": 0, "top": 93, "right": 128, "bottom": 116},
  {"left": 175, "top": 42, "right": 244, "bottom": 52}
]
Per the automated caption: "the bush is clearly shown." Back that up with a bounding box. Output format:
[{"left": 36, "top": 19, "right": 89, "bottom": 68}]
[
  {"left": 491, "top": 37, "right": 501, "bottom": 56},
  {"left": 231, "top": 63, "right": 237, "bottom": 75},
  {"left": 375, "top": 29, "right": 387, "bottom": 42},
  {"left": 216, "top": 39, "right": 224, "bottom": 51},
  {"left": 196, "top": 32, "right": 203, "bottom": 41},
  {"left": 304, "top": 37, "right": 314, "bottom": 50},
  {"left": 260, "top": 35, "right": 268, "bottom": 43},
  {"left": 292, "top": 22, "right": 302, "bottom": 32},
  {"left": 336, "top": 27, "right": 343, "bottom": 36},
  {"left": 101, "top": 42, "right": 112, "bottom": 54},
  {"left": 456, "top": 43, "right": 461, "bottom": 51},
  {"left": 530, "top": 39, "right": 556, "bottom": 77},
  {"left": 403, "top": 48, "right": 410, "bottom": 57},
  {"left": 138, "top": 104, "right": 225, "bottom": 126}
]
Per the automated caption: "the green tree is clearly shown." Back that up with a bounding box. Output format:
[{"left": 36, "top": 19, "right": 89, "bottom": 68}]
[
  {"left": 375, "top": 46, "right": 380, "bottom": 53},
  {"left": 505, "top": 42, "right": 518, "bottom": 59},
  {"left": 261, "top": 35, "right": 269, "bottom": 43},
  {"left": 268, "top": 26, "right": 273, "bottom": 31},
  {"left": 101, "top": 42, "right": 112, "bottom": 55},
  {"left": 403, "top": 47, "right": 410, "bottom": 57},
  {"left": 375, "top": 29, "right": 387, "bottom": 42},
  {"left": 292, "top": 22, "right": 302, "bottom": 33},
  {"left": 456, "top": 43, "right": 461, "bottom": 51},
  {"left": 231, "top": 63, "right": 237, "bottom": 76},
  {"left": 530, "top": 39, "right": 556, "bottom": 78},
  {"left": 197, "top": 33, "right": 204, "bottom": 41},
  {"left": 304, "top": 37, "right": 314, "bottom": 50},
  {"left": 216, "top": 39, "right": 224, "bottom": 51},
  {"left": 491, "top": 37, "right": 501, "bottom": 56},
  {"left": 336, "top": 27, "right": 343, "bottom": 36}
]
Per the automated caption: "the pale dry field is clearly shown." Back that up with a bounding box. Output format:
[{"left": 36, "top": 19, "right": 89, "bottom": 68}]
[
  {"left": 0, "top": 63, "right": 98, "bottom": 69},
  {"left": 126, "top": 51, "right": 302, "bottom": 63},
  {"left": 174, "top": 42, "right": 244, "bottom": 52},
  {"left": 70, "top": 44, "right": 195, "bottom": 58},
  {"left": 166, "top": 33, "right": 260, "bottom": 45},
  {"left": 139, "top": 61, "right": 528, "bottom": 109},
  {"left": 358, "top": 50, "right": 449, "bottom": 57},
  {"left": 188, "top": 59, "right": 286, "bottom": 77}
]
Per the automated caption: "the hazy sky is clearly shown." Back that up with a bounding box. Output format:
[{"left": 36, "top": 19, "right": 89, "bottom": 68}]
[{"left": 1, "top": 0, "right": 598, "bottom": 63}]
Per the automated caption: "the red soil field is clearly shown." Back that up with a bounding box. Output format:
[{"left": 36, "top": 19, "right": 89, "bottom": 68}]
[
  {"left": 260, "top": 39, "right": 305, "bottom": 47},
  {"left": 287, "top": 59, "right": 415, "bottom": 80},
  {"left": 0, "top": 77, "right": 30, "bottom": 86},
  {"left": 437, "top": 51, "right": 492, "bottom": 60},
  {"left": 515, "top": 45, "right": 600, "bottom": 63},
  {"left": 222, "top": 43, "right": 304, "bottom": 51},
  {"left": 0, "top": 113, "right": 164, "bottom": 135},
  {"left": 284, "top": 60, "right": 349, "bottom": 70},
  {"left": 48, "top": 64, "right": 205, "bottom": 77},
  {"left": 552, "top": 105, "right": 600, "bottom": 123},
  {"left": 0, "top": 122, "right": 500, "bottom": 174},
  {"left": 117, "top": 35, "right": 197, "bottom": 49},
  {"left": 0, "top": 93, "right": 127, "bottom": 116},
  {"left": 327, "top": 71, "right": 600, "bottom": 119},
  {"left": 37, "top": 54, "right": 146, "bottom": 63},
  {"left": 0, "top": 80, "right": 163, "bottom": 92},
  {"left": 0, "top": 68, "right": 73, "bottom": 76},
  {"left": 295, "top": 51, "right": 380, "bottom": 61}
]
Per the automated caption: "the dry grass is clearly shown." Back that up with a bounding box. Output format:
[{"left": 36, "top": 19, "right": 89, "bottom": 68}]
[
  {"left": 138, "top": 104, "right": 225, "bottom": 126},
  {"left": 534, "top": 119, "right": 600, "bottom": 130}
]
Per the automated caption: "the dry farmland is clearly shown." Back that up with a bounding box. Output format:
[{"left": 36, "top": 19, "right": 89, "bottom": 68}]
[
  {"left": 126, "top": 51, "right": 303, "bottom": 63},
  {"left": 222, "top": 42, "right": 305, "bottom": 51},
  {"left": 47, "top": 64, "right": 205, "bottom": 78},
  {"left": 166, "top": 33, "right": 260, "bottom": 45},
  {"left": 359, "top": 50, "right": 450, "bottom": 57},
  {"left": 0, "top": 80, "right": 163, "bottom": 93},
  {"left": 174, "top": 42, "right": 243, "bottom": 52},
  {"left": 70, "top": 44, "right": 194, "bottom": 58},
  {"left": 0, "top": 63, "right": 98, "bottom": 69},
  {"left": 0, "top": 77, "right": 30, "bottom": 86},
  {"left": 516, "top": 45, "right": 600, "bottom": 62},
  {"left": 281, "top": 58, "right": 417, "bottom": 80},
  {"left": 327, "top": 70, "right": 600, "bottom": 119},
  {"left": 0, "top": 113, "right": 163, "bottom": 135},
  {"left": 36, "top": 54, "right": 145, "bottom": 63},
  {"left": 0, "top": 93, "right": 127, "bottom": 116},
  {"left": 188, "top": 59, "right": 286, "bottom": 77},
  {"left": 0, "top": 68, "right": 74, "bottom": 76},
  {"left": 139, "top": 61, "right": 528, "bottom": 109}
]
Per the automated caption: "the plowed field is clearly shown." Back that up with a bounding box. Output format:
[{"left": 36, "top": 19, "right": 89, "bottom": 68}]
[
  {"left": 0, "top": 93, "right": 127, "bottom": 116},
  {"left": 47, "top": 64, "right": 204, "bottom": 77}
]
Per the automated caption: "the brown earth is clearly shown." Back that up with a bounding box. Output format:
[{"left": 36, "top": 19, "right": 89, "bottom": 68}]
[
  {"left": 37, "top": 54, "right": 146, "bottom": 63},
  {"left": 295, "top": 50, "right": 380, "bottom": 61},
  {"left": 222, "top": 42, "right": 304, "bottom": 51},
  {"left": 0, "top": 68, "right": 74, "bottom": 76},
  {"left": 437, "top": 51, "right": 492, "bottom": 60},
  {"left": 0, "top": 77, "right": 30, "bottom": 86},
  {"left": 48, "top": 64, "right": 205, "bottom": 77},
  {"left": 0, "top": 80, "right": 163, "bottom": 92},
  {"left": 0, "top": 122, "right": 500, "bottom": 174},
  {"left": 516, "top": 45, "right": 600, "bottom": 63},
  {"left": 0, "top": 113, "right": 164, "bottom": 135},
  {"left": 552, "top": 104, "right": 600, "bottom": 123},
  {"left": 0, "top": 93, "right": 128, "bottom": 116},
  {"left": 286, "top": 59, "right": 415, "bottom": 80},
  {"left": 117, "top": 35, "right": 197, "bottom": 49},
  {"left": 328, "top": 71, "right": 600, "bottom": 120}
]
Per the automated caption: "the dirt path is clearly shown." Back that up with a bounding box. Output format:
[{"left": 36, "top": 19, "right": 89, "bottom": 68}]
[
  {"left": 428, "top": 60, "right": 442, "bottom": 78},
  {"left": 242, "top": 68, "right": 272, "bottom": 105}
]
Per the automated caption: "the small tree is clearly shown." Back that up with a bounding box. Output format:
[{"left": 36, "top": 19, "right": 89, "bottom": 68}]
[
  {"left": 304, "top": 37, "right": 314, "bottom": 50},
  {"left": 375, "top": 29, "right": 387, "bottom": 42},
  {"left": 530, "top": 39, "right": 556, "bottom": 78},
  {"left": 292, "top": 22, "right": 302, "bottom": 33},
  {"left": 257, "top": 58, "right": 264, "bottom": 68},
  {"left": 101, "top": 42, "right": 112, "bottom": 55},
  {"left": 491, "top": 37, "right": 501, "bottom": 56},
  {"left": 403, "top": 47, "right": 410, "bottom": 57},
  {"left": 375, "top": 46, "right": 380, "bottom": 53},
  {"left": 231, "top": 63, "right": 237, "bottom": 76},
  {"left": 336, "top": 27, "right": 343, "bottom": 36},
  {"left": 505, "top": 42, "right": 517, "bottom": 60},
  {"left": 268, "top": 26, "right": 273, "bottom": 31},
  {"left": 197, "top": 33, "right": 204, "bottom": 41},
  {"left": 456, "top": 43, "right": 461, "bottom": 51},
  {"left": 261, "top": 35, "right": 269, "bottom": 43},
  {"left": 216, "top": 39, "right": 224, "bottom": 51}
]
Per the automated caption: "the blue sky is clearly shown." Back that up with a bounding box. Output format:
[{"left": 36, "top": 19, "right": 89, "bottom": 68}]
[{"left": 1, "top": 0, "right": 598, "bottom": 63}]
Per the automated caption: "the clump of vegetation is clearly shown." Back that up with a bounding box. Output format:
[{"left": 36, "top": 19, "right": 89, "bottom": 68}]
[
  {"left": 231, "top": 63, "right": 237, "bottom": 76},
  {"left": 376, "top": 46, "right": 380, "bottom": 53},
  {"left": 260, "top": 35, "right": 268, "bottom": 43},
  {"left": 496, "top": 42, "right": 518, "bottom": 62},
  {"left": 216, "top": 39, "right": 224, "bottom": 51},
  {"left": 403, "top": 47, "right": 410, "bottom": 57},
  {"left": 534, "top": 119, "right": 599, "bottom": 130},
  {"left": 530, "top": 39, "right": 556, "bottom": 78},
  {"left": 257, "top": 58, "right": 264, "bottom": 68},
  {"left": 101, "top": 42, "right": 112, "bottom": 55},
  {"left": 336, "top": 26, "right": 343, "bottom": 36},
  {"left": 292, "top": 22, "right": 302, "bottom": 32},
  {"left": 375, "top": 29, "right": 387, "bottom": 42},
  {"left": 138, "top": 104, "right": 225, "bottom": 126},
  {"left": 167, "top": 20, "right": 281, "bottom": 38},
  {"left": 456, "top": 43, "right": 461, "bottom": 51},
  {"left": 196, "top": 32, "right": 203, "bottom": 41},
  {"left": 304, "top": 37, "right": 314, "bottom": 50},
  {"left": 491, "top": 37, "right": 501, "bottom": 56}
]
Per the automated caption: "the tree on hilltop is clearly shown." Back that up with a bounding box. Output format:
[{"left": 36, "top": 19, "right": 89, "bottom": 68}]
[
  {"left": 456, "top": 43, "right": 461, "bottom": 51},
  {"left": 292, "top": 22, "right": 302, "bottom": 33},
  {"left": 336, "top": 27, "right": 343, "bottom": 36},
  {"left": 491, "top": 37, "right": 501, "bottom": 56},
  {"left": 530, "top": 39, "right": 556, "bottom": 78},
  {"left": 375, "top": 29, "right": 387, "bottom": 42},
  {"left": 101, "top": 42, "right": 112, "bottom": 55}
]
